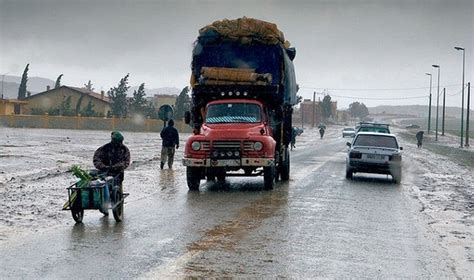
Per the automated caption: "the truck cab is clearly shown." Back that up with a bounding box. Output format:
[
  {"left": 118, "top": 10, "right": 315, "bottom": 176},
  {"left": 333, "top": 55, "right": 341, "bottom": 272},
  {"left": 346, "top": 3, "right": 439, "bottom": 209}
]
[{"left": 183, "top": 97, "right": 277, "bottom": 190}]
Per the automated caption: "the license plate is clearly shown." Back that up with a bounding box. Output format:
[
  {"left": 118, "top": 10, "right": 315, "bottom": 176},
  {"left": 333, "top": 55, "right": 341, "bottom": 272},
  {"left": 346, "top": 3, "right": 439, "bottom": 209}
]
[
  {"left": 210, "top": 159, "right": 240, "bottom": 167},
  {"left": 366, "top": 154, "right": 384, "bottom": 160}
]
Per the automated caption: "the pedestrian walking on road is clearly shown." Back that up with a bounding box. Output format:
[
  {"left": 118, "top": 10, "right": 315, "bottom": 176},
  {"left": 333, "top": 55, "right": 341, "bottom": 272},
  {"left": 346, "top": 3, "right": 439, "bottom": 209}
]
[
  {"left": 291, "top": 127, "right": 297, "bottom": 150},
  {"left": 160, "top": 119, "right": 179, "bottom": 169},
  {"left": 416, "top": 131, "right": 424, "bottom": 148}
]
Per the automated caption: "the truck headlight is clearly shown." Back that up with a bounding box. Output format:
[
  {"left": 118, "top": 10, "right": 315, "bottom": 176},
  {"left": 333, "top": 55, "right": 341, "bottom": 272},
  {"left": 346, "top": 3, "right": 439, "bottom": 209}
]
[
  {"left": 253, "top": 141, "right": 263, "bottom": 151},
  {"left": 191, "top": 141, "right": 201, "bottom": 151}
]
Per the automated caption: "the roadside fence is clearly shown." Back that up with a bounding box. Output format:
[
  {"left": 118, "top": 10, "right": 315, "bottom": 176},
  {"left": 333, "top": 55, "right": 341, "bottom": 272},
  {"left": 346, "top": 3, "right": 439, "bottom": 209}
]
[{"left": 0, "top": 114, "right": 192, "bottom": 133}]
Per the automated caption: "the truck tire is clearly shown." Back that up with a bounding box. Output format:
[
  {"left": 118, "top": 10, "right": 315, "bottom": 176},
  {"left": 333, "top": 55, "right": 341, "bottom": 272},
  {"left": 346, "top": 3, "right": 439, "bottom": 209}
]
[
  {"left": 216, "top": 168, "right": 226, "bottom": 182},
  {"left": 264, "top": 166, "right": 275, "bottom": 190},
  {"left": 187, "top": 167, "right": 201, "bottom": 191},
  {"left": 280, "top": 148, "right": 290, "bottom": 181}
]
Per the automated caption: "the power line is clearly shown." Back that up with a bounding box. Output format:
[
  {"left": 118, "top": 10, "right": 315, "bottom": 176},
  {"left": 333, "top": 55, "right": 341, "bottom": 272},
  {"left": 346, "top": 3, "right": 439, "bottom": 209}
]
[
  {"left": 322, "top": 94, "right": 428, "bottom": 100},
  {"left": 447, "top": 88, "right": 463, "bottom": 96},
  {"left": 299, "top": 83, "right": 462, "bottom": 91}
]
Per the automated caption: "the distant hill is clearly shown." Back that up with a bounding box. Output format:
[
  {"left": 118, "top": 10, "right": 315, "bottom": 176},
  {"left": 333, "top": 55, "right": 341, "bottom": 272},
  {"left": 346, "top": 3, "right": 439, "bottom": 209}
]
[
  {"left": 369, "top": 105, "right": 473, "bottom": 119},
  {"left": 1, "top": 75, "right": 55, "bottom": 99}
]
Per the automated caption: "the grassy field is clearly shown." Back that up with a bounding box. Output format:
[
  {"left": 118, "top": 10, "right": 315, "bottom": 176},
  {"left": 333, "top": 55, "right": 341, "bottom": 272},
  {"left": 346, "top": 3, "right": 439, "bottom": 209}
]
[
  {"left": 399, "top": 117, "right": 474, "bottom": 139},
  {"left": 398, "top": 131, "right": 474, "bottom": 168}
]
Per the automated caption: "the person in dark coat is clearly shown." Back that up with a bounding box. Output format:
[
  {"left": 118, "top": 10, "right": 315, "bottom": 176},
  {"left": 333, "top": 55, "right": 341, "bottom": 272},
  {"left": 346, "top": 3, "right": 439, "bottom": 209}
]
[
  {"left": 291, "top": 127, "right": 297, "bottom": 150},
  {"left": 93, "top": 131, "right": 131, "bottom": 186},
  {"left": 160, "top": 119, "right": 179, "bottom": 169},
  {"left": 416, "top": 131, "right": 424, "bottom": 148}
]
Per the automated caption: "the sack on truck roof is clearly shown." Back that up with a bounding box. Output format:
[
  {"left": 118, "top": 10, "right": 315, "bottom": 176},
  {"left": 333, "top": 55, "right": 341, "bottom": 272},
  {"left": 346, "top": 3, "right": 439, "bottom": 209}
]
[
  {"left": 198, "top": 17, "right": 290, "bottom": 47},
  {"left": 200, "top": 67, "right": 272, "bottom": 86}
]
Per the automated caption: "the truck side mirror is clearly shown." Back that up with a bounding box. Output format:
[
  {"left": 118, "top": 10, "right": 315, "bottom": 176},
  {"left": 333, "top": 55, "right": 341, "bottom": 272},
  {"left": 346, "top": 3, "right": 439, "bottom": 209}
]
[
  {"left": 286, "top": 47, "right": 296, "bottom": 61},
  {"left": 400, "top": 146, "right": 403, "bottom": 150},
  {"left": 184, "top": 111, "right": 191, "bottom": 124},
  {"left": 346, "top": 142, "right": 351, "bottom": 147}
]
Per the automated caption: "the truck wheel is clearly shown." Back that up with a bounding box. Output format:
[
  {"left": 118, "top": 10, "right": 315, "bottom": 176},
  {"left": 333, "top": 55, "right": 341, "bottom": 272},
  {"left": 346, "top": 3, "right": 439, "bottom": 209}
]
[
  {"left": 280, "top": 148, "right": 290, "bottom": 181},
  {"left": 263, "top": 166, "right": 275, "bottom": 190},
  {"left": 187, "top": 167, "right": 201, "bottom": 191},
  {"left": 216, "top": 168, "right": 226, "bottom": 182},
  {"left": 392, "top": 169, "right": 402, "bottom": 184}
]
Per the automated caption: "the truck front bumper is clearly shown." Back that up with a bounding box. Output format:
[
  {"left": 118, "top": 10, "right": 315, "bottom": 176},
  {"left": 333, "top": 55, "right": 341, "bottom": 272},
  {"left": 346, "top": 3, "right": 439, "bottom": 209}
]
[{"left": 183, "top": 158, "right": 274, "bottom": 167}]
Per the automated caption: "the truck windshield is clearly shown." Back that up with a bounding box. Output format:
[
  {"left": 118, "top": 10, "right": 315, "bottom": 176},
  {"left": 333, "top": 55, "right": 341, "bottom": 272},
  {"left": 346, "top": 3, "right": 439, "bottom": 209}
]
[{"left": 206, "top": 103, "right": 262, "bottom": 124}]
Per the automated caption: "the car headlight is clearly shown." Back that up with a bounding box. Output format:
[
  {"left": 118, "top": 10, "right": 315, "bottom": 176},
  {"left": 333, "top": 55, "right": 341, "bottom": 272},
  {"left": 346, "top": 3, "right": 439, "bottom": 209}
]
[
  {"left": 253, "top": 141, "right": 263, "bottom": 151},
  {"left": 191, "top": 141, "right": 201, "bottom": 151}
]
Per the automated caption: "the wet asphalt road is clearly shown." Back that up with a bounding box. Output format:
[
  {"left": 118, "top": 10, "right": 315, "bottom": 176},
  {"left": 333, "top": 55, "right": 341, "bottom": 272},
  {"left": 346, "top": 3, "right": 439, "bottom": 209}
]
[{"left": 0, "top": 130, "right": 456, "bottom": 278}]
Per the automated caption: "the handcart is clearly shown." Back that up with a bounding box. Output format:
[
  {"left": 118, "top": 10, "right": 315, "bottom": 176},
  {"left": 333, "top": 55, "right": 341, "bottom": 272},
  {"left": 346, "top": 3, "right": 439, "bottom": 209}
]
[{"left": 62, "top": 174, "right": 129, "bottom": 223}]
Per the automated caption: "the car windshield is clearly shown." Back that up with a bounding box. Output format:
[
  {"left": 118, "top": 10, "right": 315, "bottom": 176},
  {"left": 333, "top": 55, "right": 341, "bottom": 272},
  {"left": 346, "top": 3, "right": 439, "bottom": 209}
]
[
  {"left": 206, "top": 103, "right": 262, "bottom": 124},
  {"left": 354, "top": 135, "right": 398, "bottom": 149},
  {"left": 344, "top": 128, "right": 354, "bottom": 131}
]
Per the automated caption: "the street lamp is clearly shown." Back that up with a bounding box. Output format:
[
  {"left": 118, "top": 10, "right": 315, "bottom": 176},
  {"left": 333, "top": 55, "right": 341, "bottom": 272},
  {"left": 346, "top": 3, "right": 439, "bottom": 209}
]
[
  {"left": 455, "top": 46, "right": 465, "bottom": 148},
  {"left": 432, "top": 65, "right": 440, "bottom": 141},
  {"left": 425, "top": 72, "right": 432, "bottom": 134}
]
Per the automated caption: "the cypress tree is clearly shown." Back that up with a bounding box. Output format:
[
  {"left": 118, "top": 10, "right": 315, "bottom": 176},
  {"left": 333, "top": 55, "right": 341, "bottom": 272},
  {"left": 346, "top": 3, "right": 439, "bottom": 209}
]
[
  {"left": 75, "top": 94, "right": 84, "bottom": 115},
  {"left": 130, "top": 83, "right": 147, "bottom": 115},
  {"left": 17, "top": 64, "right": 29, "bottom": 100},
  {"left": 55, "top": 74, "right": 63, "bottom": 88},
  {"left": 108, "top": 74, "right": 130, "bottom": 118}
]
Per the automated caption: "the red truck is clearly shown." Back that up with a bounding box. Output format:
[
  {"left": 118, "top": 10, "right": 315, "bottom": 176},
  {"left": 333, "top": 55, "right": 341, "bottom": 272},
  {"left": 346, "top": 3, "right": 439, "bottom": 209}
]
[{"left": 183, "top": 18, "right": 298, "bottom": 190}]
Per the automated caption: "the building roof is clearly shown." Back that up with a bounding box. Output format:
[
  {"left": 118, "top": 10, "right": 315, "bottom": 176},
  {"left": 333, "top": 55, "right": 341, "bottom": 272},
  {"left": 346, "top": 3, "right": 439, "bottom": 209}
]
[{"left": 25, "top": 86, "right": 110, "bottom": 104}]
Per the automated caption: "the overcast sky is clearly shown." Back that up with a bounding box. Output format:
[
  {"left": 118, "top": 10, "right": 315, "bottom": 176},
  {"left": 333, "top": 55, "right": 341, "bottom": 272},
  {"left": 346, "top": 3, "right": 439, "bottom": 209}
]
[{"left": 1, "top": 0, "right": 472, "bottom": 108}]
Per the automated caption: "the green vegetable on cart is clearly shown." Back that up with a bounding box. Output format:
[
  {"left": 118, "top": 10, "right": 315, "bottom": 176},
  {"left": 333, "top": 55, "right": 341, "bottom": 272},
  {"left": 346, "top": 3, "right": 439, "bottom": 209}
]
[{"left": 62, "top": 165, "right": 92, "bottom": 210}]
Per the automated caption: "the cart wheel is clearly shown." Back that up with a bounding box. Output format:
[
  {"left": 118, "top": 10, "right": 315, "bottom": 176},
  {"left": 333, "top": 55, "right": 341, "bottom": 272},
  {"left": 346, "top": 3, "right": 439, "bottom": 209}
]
[
  {"left": 111, "top": 186, "right": 123, "bottom": 222},
  {"left": 71, "top": 195, "right": 84, "bottom": 223}
]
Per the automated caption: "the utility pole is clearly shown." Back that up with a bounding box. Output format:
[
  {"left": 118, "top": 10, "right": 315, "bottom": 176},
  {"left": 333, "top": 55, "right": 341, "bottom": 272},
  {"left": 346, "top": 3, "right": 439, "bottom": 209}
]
[
  {"left": 312, "top": 91, "right": 316, "bottom": 128},
  {"left": 426, "top": 73, "right": 432, "bottom": 134},
  {"left": 442, "top": 88, "right": 446, "bottom": 136},
  {"left": 466, "top": 82, "right": 471, "bottom": 147},
  {"left": 455, "top": 47, "right": 465, "bottom": 147},
  {"left": 432, "top": 65, "right": 440, "bottom": 141},
  {"left": 301, "top": 103, "right": 304, "bottom": 129}
]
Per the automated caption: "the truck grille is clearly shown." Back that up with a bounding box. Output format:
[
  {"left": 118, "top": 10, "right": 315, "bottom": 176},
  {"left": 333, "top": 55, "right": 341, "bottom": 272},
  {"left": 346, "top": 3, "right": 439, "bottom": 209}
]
[
  {"left": 204, "top": 141, "right": 258, "bottom": 152},
  {"left": 243, "top": 141, "right": 255, "bottom": 151},
  {"left": 212, "top": 141, "right": 241, "bottom": 149},
  {"left": 201, "top": 141, "right": 210, "bottom": 151}
]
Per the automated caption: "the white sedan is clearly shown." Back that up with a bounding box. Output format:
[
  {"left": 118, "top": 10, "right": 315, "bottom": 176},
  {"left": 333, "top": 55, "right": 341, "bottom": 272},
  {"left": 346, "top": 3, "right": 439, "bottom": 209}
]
[{"left": 346, "top": 132, "right": 403, "bottom": 183}]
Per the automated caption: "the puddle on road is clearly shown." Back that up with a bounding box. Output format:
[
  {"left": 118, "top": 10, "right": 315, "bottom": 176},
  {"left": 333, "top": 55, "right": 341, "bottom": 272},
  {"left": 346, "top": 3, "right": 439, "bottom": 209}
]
[{"left": 187, "top": 186, "right": 289, "bottom": 252}]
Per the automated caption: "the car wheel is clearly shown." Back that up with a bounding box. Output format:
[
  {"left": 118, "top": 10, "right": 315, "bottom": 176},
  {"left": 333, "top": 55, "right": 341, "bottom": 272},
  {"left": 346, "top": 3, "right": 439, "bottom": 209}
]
[
  {"left": 345, "top": 168, "right": 353, "bottom": 179},
  {"left": 392, "top": 169, "right": 402, "bottom": 184}
]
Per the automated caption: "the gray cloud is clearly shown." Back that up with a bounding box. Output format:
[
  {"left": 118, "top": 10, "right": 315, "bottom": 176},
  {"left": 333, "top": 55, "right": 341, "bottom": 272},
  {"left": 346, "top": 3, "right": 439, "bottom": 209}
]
[{"left": 1, "top": 0, "right": 472, "bottom": 107}]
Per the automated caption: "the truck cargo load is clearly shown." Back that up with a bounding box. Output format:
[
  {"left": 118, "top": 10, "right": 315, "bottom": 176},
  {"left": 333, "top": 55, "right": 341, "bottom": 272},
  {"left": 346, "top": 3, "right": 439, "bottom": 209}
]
[{"left": 190, "top": 17, "right": 298, "bottom": 106}]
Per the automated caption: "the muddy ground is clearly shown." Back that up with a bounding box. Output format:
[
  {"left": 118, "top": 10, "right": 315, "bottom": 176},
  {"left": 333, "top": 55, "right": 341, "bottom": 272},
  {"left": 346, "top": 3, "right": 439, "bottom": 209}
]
[{"left": 0, "top": 125, "right": 472, "bottom": 278}]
